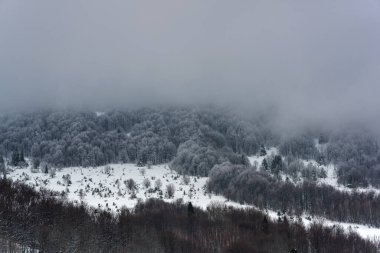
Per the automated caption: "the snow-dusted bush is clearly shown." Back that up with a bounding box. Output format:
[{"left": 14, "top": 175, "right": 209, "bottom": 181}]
[
  {"left": 30, "top": 167, "right": 39, "bottom": 173},
  {"left": 166, "top": 183, "right": 175, "bottom": 198},
  {"left": 154, "top": 179, "right": 162, "bottom": 190},
  {"left": 126, "top": 178, "right": 136, "bottom": 191},
  {"left": 104, "top": 165, "right": 112, "bottom": 175},
  {"left": 143, "top": 178, "right": 151, "bottom": 189},
  {"left": 182, "top": 175, "right": 190, "bottom": 185},
  {"left": 62, "top": 174, "right": 72, "bottom": 186},
  {"left": 40, "top": 162, "right": 51, "bottom": 174},
  {"left": 49, "top": 168, "right": 56, "bottom": 178}
]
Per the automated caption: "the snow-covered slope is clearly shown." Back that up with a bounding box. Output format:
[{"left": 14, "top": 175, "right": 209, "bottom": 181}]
[
  {"left": 7, "top": 163, "right": 240, "bottom": 212},
  {"left": 7, "top": 162, "right": 380, "bottom": 241}
]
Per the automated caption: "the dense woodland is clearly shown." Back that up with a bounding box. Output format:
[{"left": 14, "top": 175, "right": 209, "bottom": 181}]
[
  {"left": 0, "top": 108, "right": 268, "bottom": 174},
  {"left": 279, "top": 129, "right": 380, "bottom": 187},
  {"left": 1, "top": 107, "right": 380, "bottom": 187},
  {"left": 0, "top": 179, "right": 378, "bottom": 253},
  {"left": 208, "top": 163, "right": 380, "bottom": 226},
  {"left": 2, "top": 107, "right": 380, "bottom": 241}
]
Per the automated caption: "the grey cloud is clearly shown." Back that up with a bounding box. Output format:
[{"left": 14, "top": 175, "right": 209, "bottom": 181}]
[{"left": 0, "top": 0, "right": 379, "bottom": 129}]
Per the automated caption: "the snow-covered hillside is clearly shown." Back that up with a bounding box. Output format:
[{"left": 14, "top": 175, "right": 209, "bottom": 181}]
[
  {"left": 6, "top": 161, "right": 380, "bottom": 241},
  {"left": 248, "top": 148, "right": 380, "bottom": 195},
  {"left": 7, "top": 163, "right": 239, "bottom": 212}
]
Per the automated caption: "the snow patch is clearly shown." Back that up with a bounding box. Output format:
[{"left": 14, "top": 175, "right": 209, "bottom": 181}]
[
  {"left": 95, "top": 111, "right": 105, "bottom": 117},
  {"left": 248, "top": 147, "right": 278, "bottom": 168}
]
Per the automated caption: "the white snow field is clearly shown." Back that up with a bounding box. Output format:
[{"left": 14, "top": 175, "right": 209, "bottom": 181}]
[
  {"left": 7, "top": 163, "right": 239, "bottom": 212},
  {"left": 7, "top": 160, "right": 380, "bottom": 242}
]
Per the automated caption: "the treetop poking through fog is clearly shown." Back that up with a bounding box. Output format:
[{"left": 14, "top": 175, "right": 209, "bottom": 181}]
[{"left": 0, "top": 0, "right": 379, "bottom": 127}]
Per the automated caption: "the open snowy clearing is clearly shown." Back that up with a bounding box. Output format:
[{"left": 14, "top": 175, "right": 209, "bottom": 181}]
[
  {"left": 7, "top": 162, "right": 380, "bottom": 242},
  {"left": 7, "top": 163, "right": 239, "bottom": 212}
]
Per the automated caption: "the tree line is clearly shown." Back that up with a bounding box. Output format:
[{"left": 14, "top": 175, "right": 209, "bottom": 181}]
[
  {"left": 208, "top": 162, "right": 380, "bottom": 226},
  {"left": 279, "top": 127, "right": 380, "bottom": 188},
  {"left": 0, "top": 107, "right": 268, "bottom": 172},
  {"left": 1, "top": 107, "right": 380, "bottom": 187}
]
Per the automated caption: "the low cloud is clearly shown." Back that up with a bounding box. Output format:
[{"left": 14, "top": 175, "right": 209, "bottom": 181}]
[{"left": 0, "top": 0, "right": 379, "bottom": 130}]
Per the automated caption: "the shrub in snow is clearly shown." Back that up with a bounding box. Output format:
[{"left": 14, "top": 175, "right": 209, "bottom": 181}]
[
  {"left": 319, "top": 168, "right": 328, "bottom": 179},
  {"left": 104, "top": 165, "right": 112, "bottom": 175},
  {"left": 62, "top": 174, "right": 72, "bottom": 186},
  {"left": 22, "top": 173, "right": 30, "bottom": 181},
  {"left": 30, "top": 166, "right": 39, "bottom": 174},
  {"left": 140, "top": 168, "right": 146, "bottom": 177},
  {"left": 143, "top": 178, "right": 151, "bottom": 189},
  {"left": 49, "top": 168, "right": 56, "bottom": 178},
  {"left": 126, "top": 178, "right": 136, "bottom": 191},
  {"left": 166, "top": 183, "right": 175, "bottom": 198},
  {"left": 78, "top": 189, "right": 86, "bottom": 200},
  {"left": 115, "top": 179, "right": 121, "bottom": 188},
  {"left": 154, "top": 179, "right": 162, "bottom": 190},
  {"left": 182, "top": 175, "right": 190, "bottom": 185},
  {"left": 40, "top": 162, "right": 51, "bottom": 174}
]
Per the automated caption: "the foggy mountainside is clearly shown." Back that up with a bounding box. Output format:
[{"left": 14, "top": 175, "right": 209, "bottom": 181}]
[
  {"left": 1, "top": 0, "right": 380, "bottom": 252},
  {"left": 1, "top": 108, "right": 380, "bottom": 187},
  {"left": 0, "top": 107, "right": 266, "bottom": 169},
  {"left": 2, "top": 108, "right": 380, "bottom": 230}
]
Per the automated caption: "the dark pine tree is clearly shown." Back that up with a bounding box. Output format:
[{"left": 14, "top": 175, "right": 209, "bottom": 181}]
[
  {"left": 261, "top": 216, "right": 269, "bottom": 234},
  {"left": 260, "top": 145, "right": 267, "bottom": 156},
  {"left": 0, "top": 155, "right": 6, "bottom": 179},
  {"left": 11, "top": 151, "right": 19, "bottom": 166},
  {"left": 271, "top": 155, "right": 283, "bottom": 175},
  {"left": 187, "top": 202, "right": 195, "bottom": 217},
  {"left": 262, "top": 158, "right": 269, "bottom": 171},
  {"left": 20, "top": 150, "right": 26, "bottom": 163}
]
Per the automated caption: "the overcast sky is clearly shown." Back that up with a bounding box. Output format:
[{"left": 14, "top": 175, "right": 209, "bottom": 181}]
[{"left": 0, "top": 0, "right": 379, "bottom": 128}]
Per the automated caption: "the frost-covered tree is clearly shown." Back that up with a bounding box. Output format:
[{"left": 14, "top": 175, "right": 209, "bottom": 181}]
[
  {"left": 126, "top": 179, "right": 136, "bottom": 191},
  {"left": 143, "top": 178, "right": 151, "bottom": 189},
  {"left": 0, "top": 155, "right": 6, "bottom": 179},
  {"left": 260, "top": 158, "right": 269, "bottom": 172},
  {"left": 0, "top": 107, "right": 270, "bottom": 169},
  {"left": 259, "top": 145, "right": 267, "bottom": 156},
  {"left": 270, "top": 155, "right": 284, "bottom": 176},
  {"left": 182, "top": 175, "right": 190, "bottom": 185},
  {"left": 279, "top": 134, "right": 318, "bottom": 160}
]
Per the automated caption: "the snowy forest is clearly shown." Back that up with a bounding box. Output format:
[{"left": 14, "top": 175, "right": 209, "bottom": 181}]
[
  {"left": 1, "top": 108, "right": 380, "bottom": 251},
  {"left": 1, "top": 107, "right": 380, "bottom": 187},
  {"left": 1, "top": 0, "right": 380, "bottom": 251}
]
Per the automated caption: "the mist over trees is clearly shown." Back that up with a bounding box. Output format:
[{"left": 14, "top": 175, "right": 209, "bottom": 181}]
[
  {"left": 1, "top": 0, "right": 380, "bottom": 251},
  {"left": 278, "top": 128, "right": 380, "bottom": 187},
  {"left": 0, "top": 107, "right": 268, "bottom": 171},
  {"left": 1, "top": 107, "right": 380, "bottom": 186}
]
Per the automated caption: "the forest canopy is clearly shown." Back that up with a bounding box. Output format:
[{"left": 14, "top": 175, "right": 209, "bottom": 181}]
[{"left": 1, "top": 107, "right": 380, "bottom": 186}]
